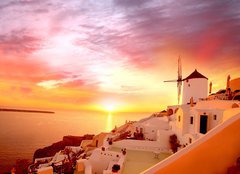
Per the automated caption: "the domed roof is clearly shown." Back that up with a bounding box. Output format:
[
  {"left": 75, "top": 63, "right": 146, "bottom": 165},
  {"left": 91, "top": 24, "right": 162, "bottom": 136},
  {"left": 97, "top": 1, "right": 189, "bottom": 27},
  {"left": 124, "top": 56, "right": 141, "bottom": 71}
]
[{"left": 184, "top": 69, "right": 208, "bottom": 80}]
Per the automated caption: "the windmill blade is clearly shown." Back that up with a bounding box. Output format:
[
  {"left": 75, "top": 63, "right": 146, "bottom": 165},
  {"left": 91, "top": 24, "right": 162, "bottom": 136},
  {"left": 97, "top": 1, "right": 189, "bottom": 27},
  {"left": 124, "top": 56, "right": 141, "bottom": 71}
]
[
  {"left": 164, "top": 80, "right": 178, "bottom": 82},
  {"left": 177, "top": 56, "right": 182, "bottom": 104},
  {"left": 178, "top": 56, "right": 182, "bottom": 81},
  {"left": 177, "top": 81, "right": 182, "bottom": 104},
  {"left": 163, "top": 56, "right": 183, "bottom": 104}
]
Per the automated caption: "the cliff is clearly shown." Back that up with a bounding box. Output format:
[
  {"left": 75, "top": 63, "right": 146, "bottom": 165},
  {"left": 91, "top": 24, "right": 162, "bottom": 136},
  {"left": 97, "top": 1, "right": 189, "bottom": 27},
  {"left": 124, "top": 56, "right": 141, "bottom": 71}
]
[{"left": 33, "top": 134, "right": 94, "bottom": 161}]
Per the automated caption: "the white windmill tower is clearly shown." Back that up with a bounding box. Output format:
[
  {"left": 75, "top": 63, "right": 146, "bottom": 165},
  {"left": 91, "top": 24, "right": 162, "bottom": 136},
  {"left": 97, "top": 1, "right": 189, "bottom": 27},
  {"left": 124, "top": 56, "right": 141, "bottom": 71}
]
[
  {"left": 164, "top": 57, "right": 208, "bottom": 105},
  {"left": 182, "top": 69, "right": 208, "bottom": 104}
]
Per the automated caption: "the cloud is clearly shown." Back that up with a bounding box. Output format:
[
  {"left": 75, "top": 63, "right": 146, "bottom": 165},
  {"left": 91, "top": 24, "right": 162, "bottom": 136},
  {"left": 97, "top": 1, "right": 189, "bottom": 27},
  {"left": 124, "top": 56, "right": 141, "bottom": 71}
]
[
  {"left": 110, "top": 0, "right": 240, "bottom": 62},
  {"left": 2, "top": 0, "right": 238, "bottom": 70},
  {"left": 8, "top": 86, "right": 32, "bottom": 97},
  {"left": 37, "top": 75, "right": 84, "bottom": 89},
  {"left": 0, "top": 0, "right": 240, "bottom": 110},
  {"left": 114, "top": 0, "right": 149, "bottom": 7},
  {"left": 0, "top": 29, "right": 44, "bottom": 55},
  {"left": 0, "top": 0, "right": 49, "bottom": 9},
  {"left": 0, "top": 55, "right": 76, "bottom": 86}
]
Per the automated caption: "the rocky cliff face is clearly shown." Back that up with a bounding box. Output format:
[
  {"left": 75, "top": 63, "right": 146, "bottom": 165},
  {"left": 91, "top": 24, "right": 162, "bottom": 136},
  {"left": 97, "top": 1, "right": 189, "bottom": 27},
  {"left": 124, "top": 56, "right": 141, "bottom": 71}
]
[{"left": 33, "top": 134, "right": 94, "bottom": 161}]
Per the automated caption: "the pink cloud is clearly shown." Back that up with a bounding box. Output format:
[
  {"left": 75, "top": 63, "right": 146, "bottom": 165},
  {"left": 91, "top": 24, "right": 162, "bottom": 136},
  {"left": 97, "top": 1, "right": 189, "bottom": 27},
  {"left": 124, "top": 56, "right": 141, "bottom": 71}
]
[
  {"left": 0, "top": 30, "right": 44, "bottom": 55},
  {"left": 7, "top": 86, "right": 32, "bottom": 97},
  {"left": 20, "top": 87, "right": 32, "bottom": 94}
]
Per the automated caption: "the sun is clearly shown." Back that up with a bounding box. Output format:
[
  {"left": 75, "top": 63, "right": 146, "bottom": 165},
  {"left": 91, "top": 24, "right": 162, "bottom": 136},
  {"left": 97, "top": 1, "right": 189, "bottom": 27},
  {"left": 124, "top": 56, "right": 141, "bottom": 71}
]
[
  {"left": 105, "top": 104, "right": 115, "bottom": 112},
  {"left": 101, "top": 99, "right": 120, "bottom": 112}
]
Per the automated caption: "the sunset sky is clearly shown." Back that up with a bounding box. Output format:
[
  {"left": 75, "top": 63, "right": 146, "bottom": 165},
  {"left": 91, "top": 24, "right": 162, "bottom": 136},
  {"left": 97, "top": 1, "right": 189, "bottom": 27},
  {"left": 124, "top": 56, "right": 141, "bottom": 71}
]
[{"left": 0, "top": 0, "right": 240, "bottom": 112}]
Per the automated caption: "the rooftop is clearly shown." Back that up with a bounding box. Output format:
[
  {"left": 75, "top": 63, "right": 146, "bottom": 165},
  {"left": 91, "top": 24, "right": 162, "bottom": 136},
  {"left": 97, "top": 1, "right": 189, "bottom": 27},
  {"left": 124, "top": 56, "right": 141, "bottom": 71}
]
[{"left": 184, "top": 69, "right": 208, "bottom": 80}]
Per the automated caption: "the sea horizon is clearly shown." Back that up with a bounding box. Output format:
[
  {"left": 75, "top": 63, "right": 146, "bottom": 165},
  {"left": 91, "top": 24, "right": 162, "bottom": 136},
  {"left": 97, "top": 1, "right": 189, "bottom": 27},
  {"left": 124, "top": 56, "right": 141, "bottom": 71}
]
[{"left": 0, "top": 109, "right": 152, "bottom": 173}]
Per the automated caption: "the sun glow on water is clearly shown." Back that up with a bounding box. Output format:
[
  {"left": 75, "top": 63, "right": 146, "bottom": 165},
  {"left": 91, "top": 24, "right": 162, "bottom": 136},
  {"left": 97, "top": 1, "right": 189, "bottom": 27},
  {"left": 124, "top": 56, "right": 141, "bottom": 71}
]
[{"left": 106, "top": 113, "right": 113, "bottom": 132}]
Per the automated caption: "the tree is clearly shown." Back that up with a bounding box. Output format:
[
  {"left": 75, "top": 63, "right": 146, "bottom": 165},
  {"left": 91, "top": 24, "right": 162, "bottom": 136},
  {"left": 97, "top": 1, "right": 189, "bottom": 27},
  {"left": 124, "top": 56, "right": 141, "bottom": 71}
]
[{"left": 169, "top": 134, "right": 181, "bottom": 153}]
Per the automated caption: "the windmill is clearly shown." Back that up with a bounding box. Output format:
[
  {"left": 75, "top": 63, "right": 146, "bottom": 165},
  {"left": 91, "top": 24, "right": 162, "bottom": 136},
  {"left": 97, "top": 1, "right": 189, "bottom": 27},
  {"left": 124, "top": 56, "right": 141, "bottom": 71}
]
[{"left": 164, "top": 57, "right": 183, "bottom": 104}]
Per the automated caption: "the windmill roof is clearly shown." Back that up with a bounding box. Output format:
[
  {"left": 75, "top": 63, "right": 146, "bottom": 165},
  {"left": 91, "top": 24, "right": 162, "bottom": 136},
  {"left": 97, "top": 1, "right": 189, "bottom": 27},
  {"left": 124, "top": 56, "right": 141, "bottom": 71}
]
[{"left": 184, "top": 69, "right": 208, "bottom": 80}]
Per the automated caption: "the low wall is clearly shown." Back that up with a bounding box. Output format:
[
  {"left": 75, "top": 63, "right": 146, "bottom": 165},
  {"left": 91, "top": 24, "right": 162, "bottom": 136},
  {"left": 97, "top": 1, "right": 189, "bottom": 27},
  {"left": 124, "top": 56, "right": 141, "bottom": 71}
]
[
  {"left": 112, "top": 139, "right": 170, "bottom": 152},
  {"left": 223, "top": 108, "right": 240, "bottom": 122},
  {"left": 142, "top": 113, "right": 240, "bottom": 174}
]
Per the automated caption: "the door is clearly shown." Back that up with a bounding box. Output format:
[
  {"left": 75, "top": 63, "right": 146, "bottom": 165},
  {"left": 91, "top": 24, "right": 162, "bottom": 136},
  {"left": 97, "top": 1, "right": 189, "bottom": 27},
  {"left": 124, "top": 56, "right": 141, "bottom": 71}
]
[{"left": 200, "top": 115, "right": 208, "bottom": 134}]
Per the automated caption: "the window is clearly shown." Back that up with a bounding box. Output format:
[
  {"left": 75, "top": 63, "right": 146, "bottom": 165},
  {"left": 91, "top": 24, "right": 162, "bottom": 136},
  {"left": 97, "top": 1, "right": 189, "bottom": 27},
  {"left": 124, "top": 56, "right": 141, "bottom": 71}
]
[
  {"left": 178, "top": 115, "right": 181, "bottom": 122},
  {"left": 213, "top": 115, "right": 217, "bottom": 120},
  {"left": 190, "top": 116, "right": 194, "bottom": 124},
  {"left": 189, "top": 138, "right": 192, "bottom": 143}
]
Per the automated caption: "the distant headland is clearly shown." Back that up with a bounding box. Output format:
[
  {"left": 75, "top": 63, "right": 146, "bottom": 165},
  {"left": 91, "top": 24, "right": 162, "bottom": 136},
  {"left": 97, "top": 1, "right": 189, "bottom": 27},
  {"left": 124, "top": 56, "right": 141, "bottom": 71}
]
[{"left": 0, "top": 108, "right": 55, "bottom": 114}]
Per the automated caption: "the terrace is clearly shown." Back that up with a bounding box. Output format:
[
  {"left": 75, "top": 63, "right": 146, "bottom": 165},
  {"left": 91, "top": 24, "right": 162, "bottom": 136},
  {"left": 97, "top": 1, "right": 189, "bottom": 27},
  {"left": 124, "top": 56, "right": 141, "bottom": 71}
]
[{"left": 110, "top": 147, "right": 171, "bottom": 174}]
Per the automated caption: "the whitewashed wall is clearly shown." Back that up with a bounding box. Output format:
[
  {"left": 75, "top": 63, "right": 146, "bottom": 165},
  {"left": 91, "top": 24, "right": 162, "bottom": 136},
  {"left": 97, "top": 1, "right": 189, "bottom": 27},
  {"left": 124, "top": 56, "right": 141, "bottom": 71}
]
[{"left": 182, "top": 78, "right": 208, "bottom": 105}]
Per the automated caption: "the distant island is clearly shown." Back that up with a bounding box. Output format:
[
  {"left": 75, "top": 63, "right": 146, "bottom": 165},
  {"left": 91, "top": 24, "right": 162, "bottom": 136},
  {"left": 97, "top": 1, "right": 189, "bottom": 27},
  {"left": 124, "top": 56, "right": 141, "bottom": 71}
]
[{"left": 0, "top": 108, "right": 55, "bottom": 114}]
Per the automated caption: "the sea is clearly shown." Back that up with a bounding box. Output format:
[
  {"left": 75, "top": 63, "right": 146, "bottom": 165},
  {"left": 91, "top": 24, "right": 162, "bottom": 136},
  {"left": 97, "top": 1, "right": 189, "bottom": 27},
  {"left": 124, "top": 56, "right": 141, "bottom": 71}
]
[{"left": 0, "top": 110, "right": 150, "bottom": 173}]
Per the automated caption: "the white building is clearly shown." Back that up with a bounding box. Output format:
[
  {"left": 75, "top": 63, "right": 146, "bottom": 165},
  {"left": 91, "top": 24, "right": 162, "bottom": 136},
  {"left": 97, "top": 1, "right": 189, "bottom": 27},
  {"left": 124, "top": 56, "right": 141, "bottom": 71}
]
[
  {"left": 134, "top": 116, "right": 170, "bottom": 141},
  {"left": 76, "top": 148, "right": 125, "bottom": 174},
  {"left": 172, "top": 100, "right": 240, "bottom": 146}
]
